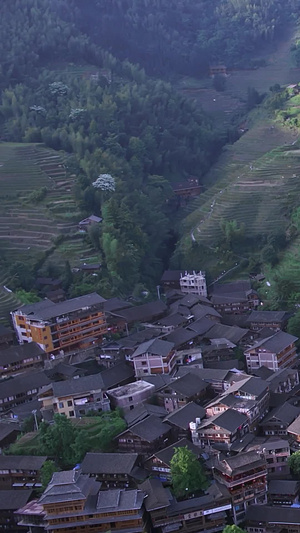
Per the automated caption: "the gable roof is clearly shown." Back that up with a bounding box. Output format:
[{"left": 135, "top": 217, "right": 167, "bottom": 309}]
[
  {"left": 0, "top": 489, "right": 32, "bottom": 510},
  {"left": 110, "top": 300, "right": 167, "bottom": 323},
  {"left": 261, "top": 402, "right": 300, "bottom": 426},
  {"left": 164, "top": 402, "right": 206, "bottom": 429},
  {"left": 219, "top": 450, "right": 265, "bottom": 474},
  {"left": 124, "top": 403, "right": 167, "bottom": 427},
  {"left": 120, "top": 415, "right": 170, "bottom": 442},
  {"left": 245, "top": 330, "right": 298, "bottom": 354},
  {"left": 52, "top": 373, "right": 104, "bottom": 397},
  {"left": 0, "top": 371, "right": 50, "bottom": 400},
  {"left": 199, "top": 408, "right": 248, "bottom": 433},
  {"left": 163, "top": 327, "right": 200, "bottom": 348},
  {"left": 131, "top": 338, "right": 174, "bottom": 359},
  {"left": 287, "top": 414, "right": 300, "bottom": 436},
  {"left": 226, "top": 376, "right": 269, "bottom": 399},
  {"left": 81, "top": 453, "right": 138, "bottom": 475},
  {"left": 139, "top": 478, "right": 170, "bottom": 511},
  {"left": 187, "top": 317, "right": 215, "bottom": 335},
  {"left": 16, "top": 293, "right": 105, "bottom": 320},
  {"left": 167, "top": 374, "right": 208, "bottom": 397},
  {"left": 0, "top": 342, "right": 45, "bottom": 366},
  {"left": 245, "top": 504, "right": 300, "bottom": 525},
  {"left": 247, "top": 310, "right": 287, "bottom": 324},
  {"left": 268, "top": 479, "right": 299, "bottom": 495},
  {"left": 0, "top": 455, "right": 47, "bottom": 470},
  {"left": 206, "top": 324, "right": 249, "bottom": 344}
]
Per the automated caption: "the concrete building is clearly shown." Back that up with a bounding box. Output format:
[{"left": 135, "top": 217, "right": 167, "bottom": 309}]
[
  {"left": 11, "top": 292, "right": 107, "bottom": 354},
  {"left": 245, "top": 331, "right": 298, "bottom": 373},
  {"left": 107, "top": 381, "right": 155, "bottom": 411},
  {"left": 179, "top": 271, "right": 207, "bottom": 297}
]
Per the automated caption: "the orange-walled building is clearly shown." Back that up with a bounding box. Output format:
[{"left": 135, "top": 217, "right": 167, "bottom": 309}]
[{"left": 11, "top": 293, "right": 107, "bottom": 354}]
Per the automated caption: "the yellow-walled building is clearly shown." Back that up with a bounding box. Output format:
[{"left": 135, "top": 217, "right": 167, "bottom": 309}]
[{"left": 11, "top": 292, "right": 107, "bottom": 354}]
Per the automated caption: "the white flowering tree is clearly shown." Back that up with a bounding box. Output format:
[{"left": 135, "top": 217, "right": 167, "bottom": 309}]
[
  {"left": 69, "top": 108, "right": 85, "bottom": 120},
  {"left": 49, "top": 81, "right": 69, "bottom": 96},
  {"left": 92, "top": 174, "right": 115, "bottom": 192}
]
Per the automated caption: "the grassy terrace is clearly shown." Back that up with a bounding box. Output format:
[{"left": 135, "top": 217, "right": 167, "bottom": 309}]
[{"left": 0, "top": 142, "right": 101, "bottom": 322}]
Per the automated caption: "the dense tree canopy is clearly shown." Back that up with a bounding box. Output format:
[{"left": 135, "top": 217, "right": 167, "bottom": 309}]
[
  {"left": 75, "top": 0, "right": 300, "bottom": 76},
  {"left": 170, "top": 446, "right": 207, "bottom": 498}
]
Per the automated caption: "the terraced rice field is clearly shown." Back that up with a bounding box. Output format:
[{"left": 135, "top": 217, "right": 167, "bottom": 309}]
[
  {"left": 0, "top": 143, "right": 79, "bottom": 260},
  {"left": 0, "top": 142, "right": 100, "bottom": 321}
]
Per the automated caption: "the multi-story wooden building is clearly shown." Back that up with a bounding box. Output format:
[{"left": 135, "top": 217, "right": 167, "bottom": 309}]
[
  {"left": 246, "top": 311, "right": 288, "bottom": 331},
  {"left": 81, "top": 453, "right": 141, "bottom": 489},
  {"left": 213, "top": 451, "right": 267, "bottom": 523},
  {"left": 245, "top": 331, "right": 298, "bottom": 373},
  {"left": 246, "top": 504, "right": 300, "bottom": 533},
  {"left": 0, "top": 455, "right": 47, "bottom": 490},
  {"left": 11, "top": 292, "right": 107, "bottom": 354},
  {"left": 130, "top": 338, "right": 176, "bottom": 376},
  {"left": 20, "top": 469, "right": 149, "bottom": 533},
  {"left": 192, "top": 409, "right": 249, "bottom": 448},
  {"left": 0, "top": 342, "right": 46, "bottom": 378},
  {"left": 117, "top": 414, "right": 173, "bottom": 456}
]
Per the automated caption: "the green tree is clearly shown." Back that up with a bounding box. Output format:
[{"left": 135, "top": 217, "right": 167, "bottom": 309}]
[
  {"left": 170, "top": 447, "right": 207, "bottom": 498},
  {"left": 41, "top": 460, "right": 59, "bottom": 490},
  {"left": 287, "top": 311, "right": 300, "bottom": 339},
  {"left": 288, "top": 451, "right": 300, "bottom": 477},
  {"left": 223, "top": 526, "right": 247, "bottom": 533},
  {"left": 39, "top": 414, "right": 79, "bottom": 468}
]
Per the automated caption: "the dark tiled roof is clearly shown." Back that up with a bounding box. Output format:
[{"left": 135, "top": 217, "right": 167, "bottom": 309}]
[
  {"left": 227, "top": 376, "right": 268, "bottom": 398},
  {"left": 39, "top": 470, "right": 95, "bottom": 505},
  {"left": 288, "top": 414, "right": 300, "bottom": 435},
  {"left": 200, "top": 409, "right": 248, "bottom": 433},
  {"left": 52, "top": 373, "right": 104, "bottom": 397},
  {"left": 96, "top": 489, "right": 145, "bottom": 511},
  {"left": 0, "top": 455, "right": 47, "bottom": 470},
  {"left": 204, "top": 359, "right": 242, "bottom": 370},
  {"left": 103, "top": 298, "right": 132, "bottom": 313},
  {"left": 261, "top": 402, "right": 300, "bottom": 426},
  {"left": 0, "top": 371, "right": 50, "bottom": 400},
  {"left": 124, "top": 403, "right": 167, "bottom": 427},
  {"left": 149, "top": 438, "right": 201, "bottom": 466},
  {"left": 268, "top": 480, "right": 299, "bottom": 495},
  {"left": 17, "top": 292, "right": 105, "bottom": 320},
  {"left": 187, "top": 317, "right": 215, "bottom": 335},
  {"left": 110, "top": 300, "right": 167, "bottom": 323},
  {"left": 206, "top": 324, "right": 249, "bottom": 344},
  {"left": 245, "top": 330, "right": 298, "bottom": 353},
  {"left": 0, "top": 422, "right": 21, "bottom": 441},
  {"left": 252, "top": 366, "right": 274, "bottom": 380},
  {"left": 142, "top": 374, "right": 172, "bottom": 391},
  {"left": 247, "top": 310, "right": 287, "bottom": 324},
  {"left": 157, "top": 313, "right": 187, "bottom": 328},
  {"left": 131, "top": 338, "right": 174, "bottom": 358},
  {"left": 164, "top": 402, "right": 206, "bottom": 429},
  {"left": 0, "top": 489, "right": 32, "bottom": 510},
  {"left": 100, "top": 362, "right": 134, "bottom": 389},
  {"left": 0, "top": 342, "right": 45, "bottom": 365},
  {"left": 168, "top": 374, "right": 208, "bottom": 397},
  {"left": 140, "top": 478, "right": 170, "bottom": 511},
  {"left": 163, "top": 327, "right": 199, "bottom": 348},
  {"left": 266, "top": 367, "right": 298, "bottom": 390},
  {"left": 122, "top": 415, "right": 171, "bottom": 442},
  {"left": 219, "top": 450, "right": 265, "bottom": 474},
  {"left": 190, "top": 304, "right": 221, "bottom": 320},
  {"left": 212, "top": 280, "right": 252, "bottom": 295},
  {"left": 245, "top": 505, "right": 300, "bottom": 524},
  {"left": 81, "top": 453, "right": 138, "bottom": 475}
]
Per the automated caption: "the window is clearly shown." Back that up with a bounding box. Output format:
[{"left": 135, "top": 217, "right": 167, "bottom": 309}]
[
  {"left": 67, "top": 400, "right": 72, "bottom": 407},
  {"left": 59, "top": 402, "right": 64, "bottom": 409},
  {"left": 69, "top": 410, "right": 75, "bottom": 417},
  {"left": 129, "top": 396, "right": 133, "bottom": 401}
]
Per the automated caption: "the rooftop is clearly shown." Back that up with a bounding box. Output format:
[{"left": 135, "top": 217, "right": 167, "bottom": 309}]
[
  {"left": 167, "top": 374, "right": 208, "bottom": 397},
  {"left": 0, "top": 371, "right": 50, "bottom": 401},
  {"left": 206, "top": 324, "right": 249, "bottom": 344},
  {"left": 96, "top": 488, "right": 145, "bottom": 512},
  {"left": 245, "top": 504, "right": 300, "bottom": 525},
  {"left": 268, "top": 479, "right": 299, "bottom": 495},
  {"left": 39, "top": 469, "right": 95, "bottom": 505},
  {"left": 148, "top": 438, "right": 201, "bottom": 467},
  {"left": 15, "top": 292, "right": 106, "bottom": 321},
  {"left": 217, "top": 450, "right": 266, "bottom": 475},
  {"left": 226, "top": 376, "right": 269, "bottom": 399},
  {"left": 109, "top": 300, "right": 167, "bottom": 323},
  {"left": 120, "top": 415, "right": 171, "bottom": 442},
  {"left": 164, "top": 402, "right": 206, "bottom": 429},
  {"left": 261, "top": 402, "right": 300, "bottom": 426},
  {"left": 245, "top": 330, "right": 298, "bottom": 354},
  {"left": 199, "top": 408, "right": 248, "bottom": 433},
  {"left": 247, "top": 310, "right": 287, "bottom": 324},
  {"left": 163, "top": 327, "right": 200, "bottom": 348},
  {"left": 0, "top": 455, "right": 47, "bottom": 470},
  {"left": 81, "top": 453, "right": 138, "bottom": 475},
  {"left": 140, "top": 478, "right": 170, "bottom": 511},
  {"left": 0, "top": 488, "right": 32, "bottom": 510},
  {"left": 0, "top": 342, "right": 45, "bottom": 366},
  {"left": 131, "top": 337, "right": 174, "bottom": 358},
  {"left": 107, "top": 380, "right": 155, "bottom": 399},
  {"left": 124, "top": 402, "right": 167, "bottom": 427}
]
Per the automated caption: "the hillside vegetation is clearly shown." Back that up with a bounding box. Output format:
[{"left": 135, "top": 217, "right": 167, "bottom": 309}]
[{"left": 75, "top": 0, "right": 300, "bottom": 76}]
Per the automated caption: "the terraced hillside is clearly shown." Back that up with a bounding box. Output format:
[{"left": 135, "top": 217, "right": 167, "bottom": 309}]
[
  {"left": 0, "top": 143, "right": 80, "bottom": 260},
  {"left": 0, "top": 142, "right": 99, "bottom": 322}
]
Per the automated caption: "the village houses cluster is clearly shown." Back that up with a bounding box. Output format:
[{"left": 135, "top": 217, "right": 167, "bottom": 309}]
[{"left": 1, "top": 270, "right": 300, "bottom": 532}]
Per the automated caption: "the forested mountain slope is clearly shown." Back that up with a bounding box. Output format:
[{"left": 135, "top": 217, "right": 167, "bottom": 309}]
[
  {"left": 0, "top": 0, "right": 219, "bottom": 300},
  {"left": 74, "top": 0, "right": 300, "bottom": 76}
]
